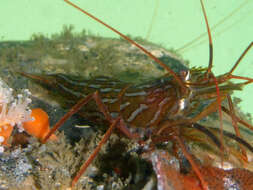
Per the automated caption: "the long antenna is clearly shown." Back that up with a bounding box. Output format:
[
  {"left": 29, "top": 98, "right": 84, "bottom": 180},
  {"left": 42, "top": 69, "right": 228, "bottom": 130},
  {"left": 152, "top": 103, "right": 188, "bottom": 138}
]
[
  {"left": 200, "top": 0, "right": 213, "bottom": 76},
  {"left": 176, "top": 0, "right": 250, "bottom": 53},
  {"left": 64, "top": 0, "right": 186, "bottom": 90},
  {"left": 200, "top": 0, "right": 225, "bottom": 165}
]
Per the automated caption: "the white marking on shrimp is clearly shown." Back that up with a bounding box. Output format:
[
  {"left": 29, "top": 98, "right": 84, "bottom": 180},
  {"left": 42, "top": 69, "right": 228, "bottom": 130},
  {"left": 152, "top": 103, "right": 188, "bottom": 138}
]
[
  {"left": 120, "top": 102, "right": 131, "bottom": 111},
  {"left": 89, "top": 84, "right": 101, "bottom": 89},
  {"left": 125, "top": 91, "right": 146, "bottom": 97},
  {"left": 95, "top": 78, "right": 119, "bottom": 85},
  {"left": 148, "top": 97, "right": 170, "bottom": 125},
  {"left": 137, "top": 84, "right": 152, "bottom": 89},
  {"left": 102, "top": 98, "right": 118, "bottom": 103},
  {"left": 58, "top": 84, "right": 85, "bottom": 97},
  {"left": 185, "top": 71, "right": 190, "bottom": 81},
  {"left": 95, "top": 77, "right": 109, "bottom": 81},
  {"left": 58, "top": 74, "right": 87, "bottom": 86},
  {"left": 127, "top": 104, "right": 148, "bottom": 122},
  {"left": 113, "top": 89, "right": 122, "bottom": 92},
  {"left": 179, "top": 99, "right": 186, "bottom": 110},
  {"left": 100, "top": 88, "right": 112, "bottom": 93}
]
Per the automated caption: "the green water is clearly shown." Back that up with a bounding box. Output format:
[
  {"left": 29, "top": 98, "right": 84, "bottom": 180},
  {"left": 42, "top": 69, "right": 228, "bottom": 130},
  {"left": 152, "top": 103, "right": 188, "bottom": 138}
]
[{"left": 0, "top": 0, "right": 252, "bottom": 116}]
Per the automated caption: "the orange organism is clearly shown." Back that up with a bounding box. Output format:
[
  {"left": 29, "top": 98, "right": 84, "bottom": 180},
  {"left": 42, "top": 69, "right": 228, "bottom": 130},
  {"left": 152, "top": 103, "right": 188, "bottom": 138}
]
[{"left": 23, "top": 108, "right": 57, "bottom": 141}]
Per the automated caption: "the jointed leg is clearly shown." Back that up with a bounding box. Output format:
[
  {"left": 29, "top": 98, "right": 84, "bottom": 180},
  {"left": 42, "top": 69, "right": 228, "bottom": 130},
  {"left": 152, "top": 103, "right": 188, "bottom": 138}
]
[
  {"left": 227, "top": 42, "right": 253, "bottom": 77},
  {"left": 220, "top": 42, "right": 253, "bottom": 83},
  {"left": 42, "top": 93, "right": 94, "bottom": 143},
  {"left": 43, "top": 91, "right": 137, "bottom": 143},
  {"left": 175, "top": 136, "right": 208, "bottom": 190},
  {"left": 226, "top": 95, "right": 248, "bottom": 160},
  {"left": 41, "top": 91, "right": 140, "bottom": 188},
  {"left": 221, "top": 106, "right": 253, "bottom": 131},
  {"left": 71, "top": 117, "right": 121, "bottom": 187}
]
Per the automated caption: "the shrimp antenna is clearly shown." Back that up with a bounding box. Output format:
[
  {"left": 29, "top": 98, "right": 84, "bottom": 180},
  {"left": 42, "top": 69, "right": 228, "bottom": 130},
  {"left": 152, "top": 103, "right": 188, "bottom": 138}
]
[
  {"left": 63, "top": 0, "right": 186, "bottom": 90},
  {"left": 193, "top": 123, "right": 253, "bottom": 153},
  {"left": 200, "top": 0, "right": 213, "bottom": 76},
  {"left": 199, "top": 0, "right": 225, "bottom": 163}
]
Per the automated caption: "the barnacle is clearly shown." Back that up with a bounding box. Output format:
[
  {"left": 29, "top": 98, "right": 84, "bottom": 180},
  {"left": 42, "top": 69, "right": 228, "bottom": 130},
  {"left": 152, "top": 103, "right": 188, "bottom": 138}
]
[{"left": 0, "top": 79, "right": 33, "bottom": 152}]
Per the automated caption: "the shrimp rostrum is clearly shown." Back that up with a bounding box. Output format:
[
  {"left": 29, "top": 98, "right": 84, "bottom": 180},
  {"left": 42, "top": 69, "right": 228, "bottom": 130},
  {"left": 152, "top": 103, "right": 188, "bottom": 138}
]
[{"left": 21, "top": 0, "right": 253, "bottom": 189}]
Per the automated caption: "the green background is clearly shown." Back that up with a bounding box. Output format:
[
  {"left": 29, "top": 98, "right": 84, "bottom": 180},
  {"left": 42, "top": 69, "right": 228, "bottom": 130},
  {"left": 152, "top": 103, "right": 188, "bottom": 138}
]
[{"left": 0, "top": 0, "right": 252, "bottom": 116}]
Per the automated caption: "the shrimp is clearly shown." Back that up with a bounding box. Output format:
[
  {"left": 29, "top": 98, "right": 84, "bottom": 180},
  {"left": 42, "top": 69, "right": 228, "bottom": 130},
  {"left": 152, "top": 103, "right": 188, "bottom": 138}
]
[{"left": 19, "top": 0, "right": 253, "bottom": 189}]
